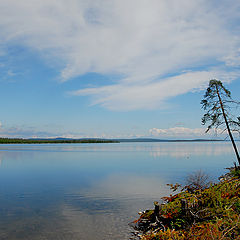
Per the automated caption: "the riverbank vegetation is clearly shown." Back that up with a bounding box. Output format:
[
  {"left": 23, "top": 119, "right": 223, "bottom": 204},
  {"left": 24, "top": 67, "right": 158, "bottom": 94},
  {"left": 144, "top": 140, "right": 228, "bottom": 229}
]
[
  {"left": 131, "top": 167, "right": 240, "bottom": 239},
  {"left": 0, "top": 138, "right": 119, "bottom": 144}
]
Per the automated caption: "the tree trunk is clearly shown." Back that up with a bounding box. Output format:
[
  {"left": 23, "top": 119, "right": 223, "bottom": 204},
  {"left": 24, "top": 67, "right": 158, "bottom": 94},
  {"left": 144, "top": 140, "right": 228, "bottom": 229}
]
[{"left": 216, "top": 86, "right": 240, "bottom": 165}]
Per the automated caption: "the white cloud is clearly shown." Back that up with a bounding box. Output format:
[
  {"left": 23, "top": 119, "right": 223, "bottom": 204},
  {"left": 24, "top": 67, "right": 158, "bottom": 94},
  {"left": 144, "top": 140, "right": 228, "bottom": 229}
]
[
  {"left": 71, "top": 70, "right": 239, "bottom": 110},
  {"left": 150, "top": 127, "right": 205, "bottom": 138},
  {"left": 0, "top": 0, "right": 240, "bottom": 110},
  {"left": 222, "top": 48, "right": 240, "bottom": 67},
  {"left": 149, "top": 126, "right": 240, "bottom": 139}
]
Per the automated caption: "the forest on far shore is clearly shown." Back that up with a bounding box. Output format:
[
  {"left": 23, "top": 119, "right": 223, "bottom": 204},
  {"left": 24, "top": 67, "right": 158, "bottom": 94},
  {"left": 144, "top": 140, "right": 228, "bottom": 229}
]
[{"left": 0, "top": 138, "right": 119, "bottom": 144}]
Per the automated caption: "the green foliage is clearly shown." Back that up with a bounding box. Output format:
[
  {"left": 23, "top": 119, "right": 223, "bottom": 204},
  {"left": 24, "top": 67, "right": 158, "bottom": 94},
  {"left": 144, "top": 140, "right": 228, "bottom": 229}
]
[
  {"left": 228, "top": 166, "right": 240, "bottom": 178},
  {"left": 201, "top": 79, "right": 238, "bottom": 133},
  {"left": 132, "top": 172, "right": 240, "bottom": 239}
]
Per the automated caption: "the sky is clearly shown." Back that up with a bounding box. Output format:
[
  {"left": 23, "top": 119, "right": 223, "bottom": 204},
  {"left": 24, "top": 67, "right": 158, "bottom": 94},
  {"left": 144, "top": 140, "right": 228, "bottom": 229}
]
[{"left": 0, "top": 0, "right": 239, "bottom": 139}]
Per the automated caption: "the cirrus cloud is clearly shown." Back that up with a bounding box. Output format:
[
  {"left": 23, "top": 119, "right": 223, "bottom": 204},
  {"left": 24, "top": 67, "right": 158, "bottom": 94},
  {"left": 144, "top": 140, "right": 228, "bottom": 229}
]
[
  {"left": 71, "top": 70, "right": 239, "bottom": 111},
  {"left": 0, "top": 0, "right": 239, "bottom": 110}
]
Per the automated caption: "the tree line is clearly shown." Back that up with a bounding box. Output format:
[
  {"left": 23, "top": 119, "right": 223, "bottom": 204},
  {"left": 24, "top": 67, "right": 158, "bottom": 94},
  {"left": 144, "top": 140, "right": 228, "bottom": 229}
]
[{"left": 0, "top": 138, "right": 119, "bottom": 144}]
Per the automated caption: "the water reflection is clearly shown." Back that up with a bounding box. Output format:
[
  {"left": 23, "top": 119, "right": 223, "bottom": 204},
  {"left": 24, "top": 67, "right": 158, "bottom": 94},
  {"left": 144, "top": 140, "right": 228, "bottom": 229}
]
[
  {"left": 149, "top": 142, "right": 234, "bottom": 158},
  {"left": 0, "top": 142, "right": 237, "bottom": 240},
  {"left": 61, "top": 174, "right": 171, "bottom": 240},
  {"left": 0, "top": 141, "right": 236, "bottom": 156}
]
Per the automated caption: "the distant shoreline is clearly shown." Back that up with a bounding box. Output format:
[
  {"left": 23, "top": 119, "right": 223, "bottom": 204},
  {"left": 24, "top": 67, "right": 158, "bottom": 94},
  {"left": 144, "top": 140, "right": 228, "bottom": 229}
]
[
  {"left": 115, "top": 138, "right": 226, "bottom": 142},
  {"left": 0, "top": 138, "right": 119, "bottom": 144},
  {"left": 0, "top": 137, "right": 229, "bottom": 144}
]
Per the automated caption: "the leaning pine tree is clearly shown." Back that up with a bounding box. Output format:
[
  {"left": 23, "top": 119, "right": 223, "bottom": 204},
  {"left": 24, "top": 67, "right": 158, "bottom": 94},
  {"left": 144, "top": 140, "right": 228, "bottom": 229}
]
[{"left": 201, "top": 79, "right": 240, "bottom": 165}]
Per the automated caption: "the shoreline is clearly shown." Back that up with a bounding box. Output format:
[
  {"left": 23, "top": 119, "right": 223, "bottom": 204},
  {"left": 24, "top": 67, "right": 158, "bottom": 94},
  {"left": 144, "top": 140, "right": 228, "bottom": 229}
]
[
  {"left": 0, "top": 138, "right": 119, "bottom": 144},
  {"left": 131, "top": 167, "right": 240, "bottom": 239}
]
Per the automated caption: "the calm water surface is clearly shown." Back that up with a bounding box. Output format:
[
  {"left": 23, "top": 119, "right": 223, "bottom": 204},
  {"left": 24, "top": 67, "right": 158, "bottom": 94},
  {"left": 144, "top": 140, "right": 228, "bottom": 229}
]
[{"left": 0, "top": 142, "right": 238, "bottom": 240}]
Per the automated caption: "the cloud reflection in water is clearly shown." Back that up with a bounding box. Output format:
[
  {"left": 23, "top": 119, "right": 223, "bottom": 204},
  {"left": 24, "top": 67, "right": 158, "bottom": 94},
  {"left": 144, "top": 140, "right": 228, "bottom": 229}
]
[
  {"left": 0, "top": 142, "right": 238, "bottom": 239},
  {"left": 61, "top": 174, "right": 171, "bottom": 240},
  {"left": 149, "top": 142, "right": 233, "bottom": 158}
]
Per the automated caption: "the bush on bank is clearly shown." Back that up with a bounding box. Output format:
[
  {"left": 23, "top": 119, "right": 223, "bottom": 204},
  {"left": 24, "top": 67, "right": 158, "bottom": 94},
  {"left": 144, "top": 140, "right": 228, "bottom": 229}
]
[{"left": 131, "top": 168, "right": 240, "bottom": 240}]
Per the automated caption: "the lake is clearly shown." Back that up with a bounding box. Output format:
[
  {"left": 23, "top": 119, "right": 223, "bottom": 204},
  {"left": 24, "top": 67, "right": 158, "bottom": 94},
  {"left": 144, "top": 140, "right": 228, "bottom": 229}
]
[{"left": 0, "top": 142, "right": 238, "bottom": 240}]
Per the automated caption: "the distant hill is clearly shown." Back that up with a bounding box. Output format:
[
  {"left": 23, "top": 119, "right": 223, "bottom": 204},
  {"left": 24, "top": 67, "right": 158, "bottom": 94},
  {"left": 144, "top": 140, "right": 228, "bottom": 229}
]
[
  {"left": 28, "top": 137, "right": 225, "bottom": 142},
  {"left": 113, "top": 138, "right": 224, "bottom": 142}
]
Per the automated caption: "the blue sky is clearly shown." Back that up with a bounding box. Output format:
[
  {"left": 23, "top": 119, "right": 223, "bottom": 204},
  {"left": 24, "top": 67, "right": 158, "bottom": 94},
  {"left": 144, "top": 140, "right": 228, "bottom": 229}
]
[{"left": 0, "top": 0, "right": 239, "bottom": 139}]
